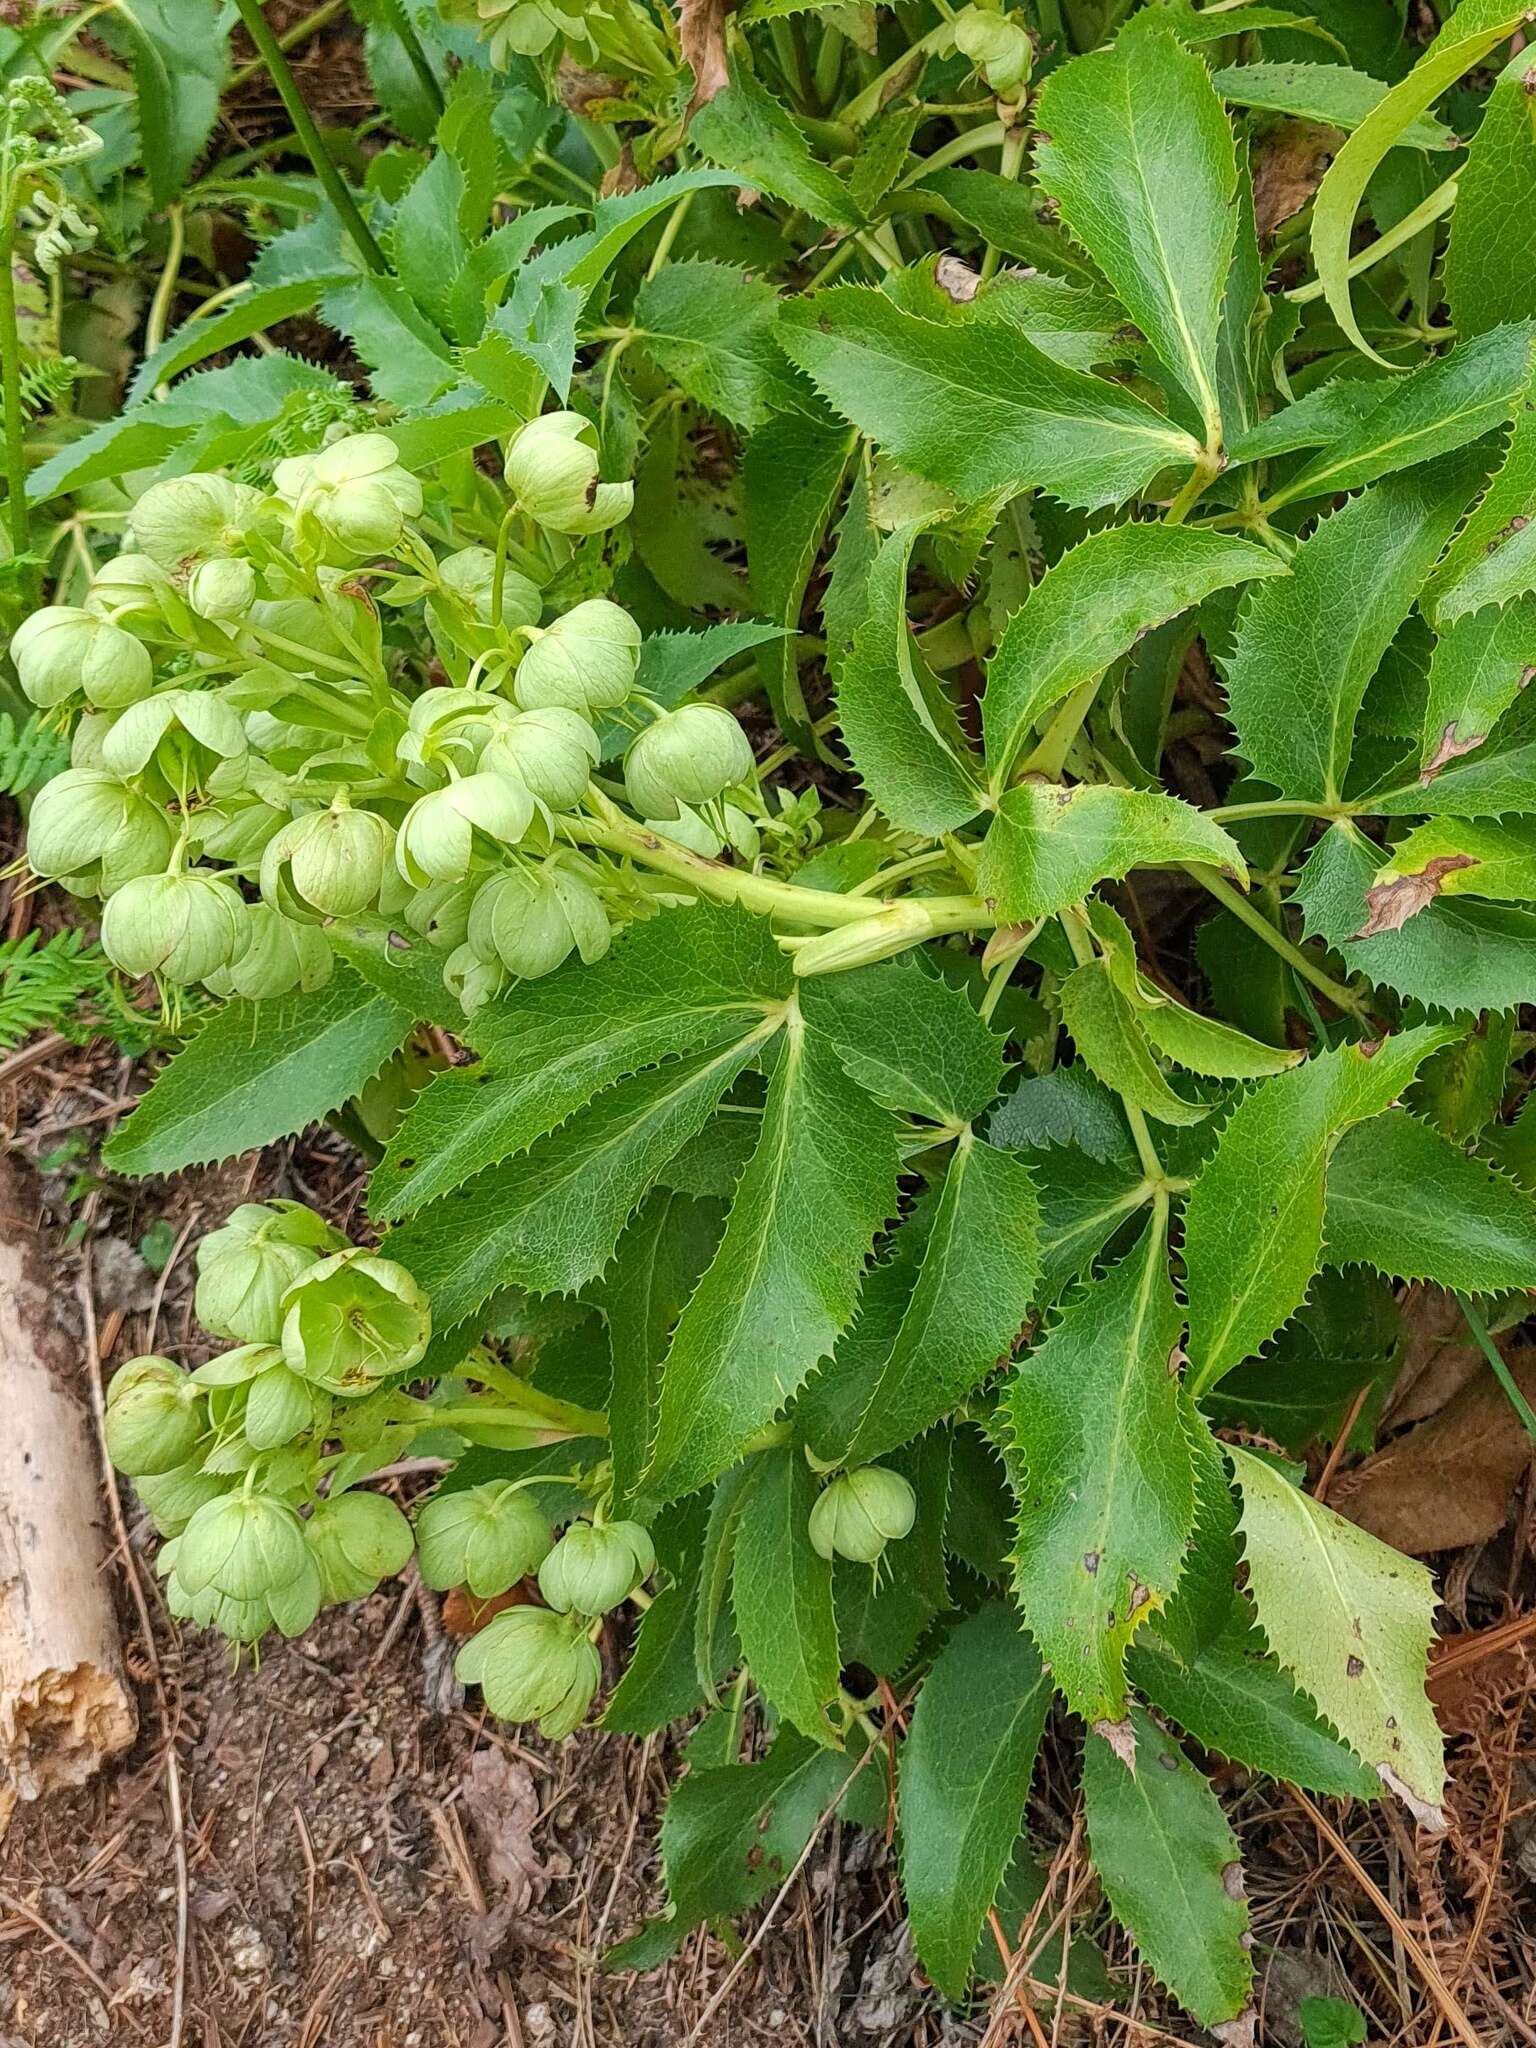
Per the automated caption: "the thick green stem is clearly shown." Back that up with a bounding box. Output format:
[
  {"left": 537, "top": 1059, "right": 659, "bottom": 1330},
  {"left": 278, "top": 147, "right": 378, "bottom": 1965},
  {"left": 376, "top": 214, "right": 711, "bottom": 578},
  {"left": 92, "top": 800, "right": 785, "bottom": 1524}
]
[
  {"left": 1188, "top": 866, "right": 1368, "bottom": 1016},
  {"left": 0, "top": 208, "right": 31, "bottom": 580}
]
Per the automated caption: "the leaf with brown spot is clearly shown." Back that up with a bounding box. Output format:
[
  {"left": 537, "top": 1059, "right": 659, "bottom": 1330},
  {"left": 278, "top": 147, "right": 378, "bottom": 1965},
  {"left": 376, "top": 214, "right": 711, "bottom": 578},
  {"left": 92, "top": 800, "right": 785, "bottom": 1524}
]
[
  {"left": 1354, "top": 855, "right": 1479, "bottom": 936},
  {"left": 678, "top": 0, "right": 736, "bottom": 114}
]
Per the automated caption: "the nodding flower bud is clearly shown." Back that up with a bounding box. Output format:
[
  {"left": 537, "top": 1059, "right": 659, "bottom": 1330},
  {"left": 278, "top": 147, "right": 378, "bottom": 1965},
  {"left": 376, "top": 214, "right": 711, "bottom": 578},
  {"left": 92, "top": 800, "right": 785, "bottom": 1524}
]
[
  {"left": 623, "top": 704, "right": 754, "bottom": 821},
  {"left": 404, "top": 875, "right": 477, "bottom": 952},
  {"left": 455, "top": 1604, "right": 602, "bottom": 1737},
  {"left": 260, "top": 800, "right": 393, "bottom": 919},
  {"left": 101, "top": 870, "right": 251, "bottom": 986},
  {"left": 187, "top": 555, "right": 257, "bottom": 623},
  {"left": 444, "top": 939, "right": 506, "bottom": 1016},
  {"left": 100, "top": 687, "right": 247, "bottom": 779},
  {"left": 26, "top": 768, "right": 175, "bottom": 894},
  {"left": 437, "top": 545, "right": 541, "bottom": 630},
  {"left": 87, "top": 552, "right": 172, "bottom": 622},
  {"left": 203, "top": 902, "right": 334, "bottom": 1000},
  {"left": 953, "top": 5, "right": 1033, "bottom": 97},
  {"left": 274, "top": 432, "right": 423, "bottom": 559},
  {"left": 512, "top": 599, "right": 641, "bottom": 716},
  {"left": 280, "top": 1248, "right": 431, "bottom": 1393},
  {"left": 306, "top": 1491, "right": 414, "bottom": 1605},
  {"left": 479, "top": 707, "right": 599, "bottom": 814},
  {"left": 133, "top": 1461, "right": 230, "bottom": 1538},
  {"left": 129, "top": 472, "right": 269, "bottom": 570},
  {"left": 195, "top": 1200, "right": 345, "bottom": 1347},
  {"left": 243, "top": 1361, "right": 327, "bottom": 1450},
  {"left": 537, "top": 1518, "right": 654, "bottom": 1617},
  {"left": 103, "top": 1355, "right": 205, "bottom": 1477},
  {"left": 415, "top": 1480, "right": 554, "bottom": 1597},
  {"left": 468, "top": 862, "right": 610, "bottom": 981},
  {"left": 503, "top": 412, "right": 634, "bottom": 536},
  {"left": 395, "top": 771, "right": 536, "bottom": 889},
  {"left": 10, "top": 605, "right": 153, "bottom": 709},
  {"left": 174, "top": 1490, "right": 311, "bottom": 1604},
  {"left": 807, "top": 1465, "right": 917, "bottom": 1566}
]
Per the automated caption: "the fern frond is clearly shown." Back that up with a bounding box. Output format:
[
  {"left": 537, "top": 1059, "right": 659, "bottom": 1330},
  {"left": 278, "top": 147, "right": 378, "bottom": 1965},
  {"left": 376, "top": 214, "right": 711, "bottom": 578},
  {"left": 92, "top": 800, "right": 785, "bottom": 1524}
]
[
  {"left": 0, "top": 928, "right": 113, "bottom": 1052},
  {"left": 0, "top": 710, "right": 68, "bottom": 795}
]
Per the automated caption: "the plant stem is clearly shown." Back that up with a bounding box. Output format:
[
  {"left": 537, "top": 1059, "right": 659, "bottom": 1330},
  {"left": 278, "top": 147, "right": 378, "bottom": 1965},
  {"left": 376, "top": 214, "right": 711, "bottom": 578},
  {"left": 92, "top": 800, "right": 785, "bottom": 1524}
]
[
  {"left": 228, "top": 0, "right": 349, "bottom": 89},
  {"left": 979, "top": 122, "right": 1028, "bottom": 284},
  {"left": 0, "top": 205, "right": 32, "bottom": 583},
  {"left": 231, "top": 0, "right": 391, "bottom": 278},
  {"left": 1457, "top": 1293, "right": 1536, "bottom": 1443},
  {"left": 1163, "top": 452, "right": 1222, "bottom": 526},
  {"left": 144, "top": 201, "right": 185, "bottom": 366},
  {"left": 376, "top": 0, "right": 445, "bottom": 121},
  {"left": 1187, "top": 866, "right": 1367, "bottom": 1016}
]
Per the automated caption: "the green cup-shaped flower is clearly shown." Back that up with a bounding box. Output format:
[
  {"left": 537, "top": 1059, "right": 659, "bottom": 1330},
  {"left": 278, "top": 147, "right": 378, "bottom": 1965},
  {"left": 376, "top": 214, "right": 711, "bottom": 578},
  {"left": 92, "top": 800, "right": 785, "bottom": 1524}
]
[
  {"left": 503, "top": 412, "right": 633, "bottom": 536},
  {"left": 953, "top": 5, "right": 1032, "bottom": 96},
  {"left": 191, "top": 792, "right": 289, "bottom": 867},
  {"left": 103, "top": 1354, "right": 205, "bottom": 1477},
  {"left": 10, "top": 605, "right": 153, "bottom": 709},
  {"left": 101, "top": 870, "right": 251, "bottom": 985},
  {"left": 130, "top": 473, "right": 269, "bottom": 569},
  {"left": 260, "top": 800, "right": 393, "bottom": 919},
  {"left": 443, "top": 940, "right": 506, "bottom": 1015},
  {"left": 807, "top": 1465, "right": 916, "bottom": 1565},
  {"left": 415, "top": 1480, "right": 554, "bottom": 1597},
  {"left": 195, "top": 1199, "right": 345, "bottom": 1345},
  {"left": 27, "top": 769, "right": 174, "bottom": 894},
  {"left": 244, "top": 1362, "right": 325, "bottom": 1450},
  {"left": 265, "top": 1553, "right": 325, "bottom": 1639},
  {"left": 133, "top": 1461, "right": 230, "bottom": 1537},
  {"left": 100, "top": 687, "right": 247, "bottom": 779},
  {"left": 87, "top": 551, "right": 172, "bottom": 622},
  {"left": 405, "top": 875, "right": 477, "bottom": 952},
  {"left": 280, "top": 1249, "right": 431, "bottom": 1392},
  {"left": 275, "top": 432, "right": 423, "bottom": 559},
  {"left": 175, "top": 1489, "right": 311, "bottom": 1602},
  {"left": 624, "top": 704, "right": 754, "bottom": 821},
  {"left": 480, "top": 707, "right": 598, "bottom": 813},
  {"left": 307, "top": 1491, "right": 414, "bottom": 1604},
  {"left": 455, "top": 1604, "right": 601, "bottom": 1736},
  {"left": 187, "top": 556, "right": 257, "bottom": 623},
  {"left": 204, "top": 902, "right": 334, "bottom": 1000},
  {"left": 395, "top": 772, "right": 536, "bottom": 888},
  {"left": 512, "top": 599, "right": 640, "bottom": 715},
  {"left": 468, "top": 863, "right": 610, "bottom": 981},
  {"left": 537, "top": 1517, "right": 654, "bottom": 1617},
  {"left": 438, "top": 545, "right": 541, "bottom": 629}
]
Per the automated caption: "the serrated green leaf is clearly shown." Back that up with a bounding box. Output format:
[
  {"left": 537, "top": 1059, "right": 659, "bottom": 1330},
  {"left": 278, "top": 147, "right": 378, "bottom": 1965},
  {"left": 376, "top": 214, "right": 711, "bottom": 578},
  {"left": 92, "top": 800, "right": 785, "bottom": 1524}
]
[
  {"left": 692, "top": 60, "right": 862, "bottom": 227},
  {"left": 1034, "top": 17, "right": 1239, "bottom": 440},
  {"left": 1002, "top": 1215, "right": 1194, "bottom": 1725},
  {"left": 1082, "top": 1709, "right": 1254, "bottom": 2028},
  {"left": 603, "top": 1499, "right": 737, "bottom": 1734},
  {"left": 1213, "top": 60, "right": 1456, "bottom": 148},
  {"left": 1230, "top": 1444, "right": 1444, "bottom": 1822},
  {"left": 103, "top": 966, "right": 415, "bottom": 1179},
  {"left": 911, "top": 169, "right": 1106, "bottom": 281},
  {"left": 1225, "top": 456, "right": 1483, "bottom": 805},
  {"left": 373, "top": 906, "right": 789, "bottom": 1220},
  {"left": 1445, "top": 50, "right": 1536, "bottom": 338},
  {"left": 114, "top": 0, "right": 231, "bottom": 209},
  {"left": 848, "top": 102, "right": 924, "bottom": 216},
  {"left": 742, "top": 412, "right": 857, "bottom": 748},
  {"left": 1226, "top": 374, "right": 1389, "bottom": 465},
  {"left": 981, "top": 524, "right": 1286, "bottom": 790},
  {"left": 646, "top": 1015, "right": 899, "bottom": 1501},
  {"left": 694, "top": 1458, "right": 757, "bottom": 1701},
  {"left": 1324, "top": 1107, "right": 1536, "bottom": 1290},
  {"left": 595, "top": 621, "right": 793, "bottom": 761},
  {"left": 975, "top": 782, "right": 1246, "bottom": 923},
  {"left": 126, "top": 278, "right": 352, "bottom": 406},
  {"left": 320, "top": 277, "right": 457, "bottom": 409},
  {"left": 733, "top": 1447, "right": 840, "bottom": 1743},
  {"left": 1152, "top": 1414, "right": 1242, "bottom": 1666},
  {"left": 1417, "top": 598, "right": 1536, "bottom": 774},
  {"left": 1368, "top": 810, "right": 1536, "bottom": 917},
  {"left": 634, "top": 261, "right": 803, "bottom": 428},
  {"left": 777, "top": 288, "right": 1201, "bottom": 512},
  {"left": 898, "top": 1601, "right": 1051, "bottom": 2007},
  {"left": 1184, "top": 1025, "right": 1455, "bottom": 1394},
  {"left": 1424, "top": 391, "right": 1536, "bottom": 627},
  {"left": 1060, "top": 957, "right": 1211, "bottom": 1125},
  {"left": 1204, "top": 1269, "right": 1400, "bottom": 1454},
  {"left": 800, "top": 957, "right": 1005, "bottom": 1124}
]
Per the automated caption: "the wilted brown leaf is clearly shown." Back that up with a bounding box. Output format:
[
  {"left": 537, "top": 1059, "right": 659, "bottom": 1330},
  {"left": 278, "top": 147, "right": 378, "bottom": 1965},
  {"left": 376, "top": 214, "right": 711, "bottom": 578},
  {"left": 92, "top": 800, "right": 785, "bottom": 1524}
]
[
  {"left": 1252, "top": 119, "right": 1340, "bottom": 238},
  {"left": 678, "top": 0, "right": 736, "bottom": 114},
  {"left": 460, "top": 1750, "right": 545, "bottom": 1910},
  {"left": 1354, "top": 855, "right": 1477, "bottom": 938}
]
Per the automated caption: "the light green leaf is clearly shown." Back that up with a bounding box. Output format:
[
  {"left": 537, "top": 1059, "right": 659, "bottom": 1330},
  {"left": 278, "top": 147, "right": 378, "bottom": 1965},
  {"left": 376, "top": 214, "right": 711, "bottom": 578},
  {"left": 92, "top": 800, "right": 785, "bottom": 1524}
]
[
  {"left": 835, "top": 523, "right": 985, "bottom": 834},
  {"left": 634, "top": 260, "right": 803, "bottom": 429},
  {"left": 1060, "top": 957, "right": 1210, "bottom": 1126},
  {"left": 1034, "top": 17, "right": 1239, "bottom": 439},
  {"left": 1445, "top": 50, "right": 1536, "bottom": 338},
  {"left": 116, "top": 0, "right": 231, "bottom": 209},
  {"left": 1212, "top": 60, "right": 1456, "bottom": 149},
  {"left": 1002, "top": 1215, "right": 1194, "bottom": 1726},
  {"left": 1183, "top": 1025, "right": 1455, "bottom": 1394},
  {"left": 1424, "top": 382, "right": 1536, "bottom": 627},
  {"left": 1367, "top": 810, "right": 1536, "bottom": 920},
  {"left": 1230, "top": 1444, "right": 1444, "bottom": 1823},
  {"left": 321, "top": 277, "right": 457, "bottom": 408},
  {"left": 1082, "top": 1709, "right": 1254, "bottom": 2028},
  {"left": 1325, "top": 1107, "right": 1536, "bottom": 1291},
  {"left": 1417, "top": 598, "right": 1536, "bottom": 774},
  {"left": 733, "top": 1447, "right": 840, "bottom": 1744},
  {"left": 981, "top": 524, "right": 1286, "bottom": 790},
  {"left": 898, "top": 1602, "right": 1052, "bottom": 2006},
  {"left": 976, "top": 782, "right": 1246, "bottom": 923},
  {"left": 972, "top": 270, "right": 1134, "bottom": 376},
  {"left": 103, "top": 966, "right": 415, "bottom": 1179},
  {"left": 1226, "top": 374, "right": 1389, "bottom": 464},
  {"left": 777, "top": 288, "right": 1201, "bottom": 512},
  {"left": 692, "top": 61, "right": 862, "bottom": 227},
  {"left": 646, "top": 1015, "right": 899, "bottom": 1501},
  {"left": 126, "top": 278, "right": 353, "bottom": 405},
  {"left": 1225, "top": 455, "right": 1483, "bottom": 805},
  {"left": 742, "top": 413, "right": 857, "bottom": 748}
]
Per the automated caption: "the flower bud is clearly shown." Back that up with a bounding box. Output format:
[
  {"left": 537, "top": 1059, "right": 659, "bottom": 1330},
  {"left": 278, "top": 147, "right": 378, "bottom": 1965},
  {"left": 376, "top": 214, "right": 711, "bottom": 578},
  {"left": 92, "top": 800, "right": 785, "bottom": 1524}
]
[
  {"left": 415, "top": 1480, "right": 553, "bottom": 1597},
  {"left": 455, "top": 1604, "right": 601, "bottom": 1736},
  {"left": 101, "top": 870, "right": 251, "bottom": 985},
  {"left": 808, "top": 1465, "right": 916, "bottom": 1566},
  {"left": 133, "top": 1461, "right": 230, "bottom": 1537},
  {"left": 104, "top": 1355, "right": 204, "bottom": 1477},
  {"left": 261, "top": 800, "right": 393, "bottom": 919},
  {"left": 274, "top": 432, "right": 423, "bottom": 559},
  {"left": 130, "top": 473, "right": 268, "bottom": 570},
  {"left": 175, "top": 1489, "right": 311, "bottom": 1602},
  {"left": 512, "top": 599, "right": 640, "bottom": 715},
  {"left": 188, "top": 556, "right": 257, "bottom": 623},
  {"left": 306, "top": 1491, "right": 414, "bottom": 1604},
  {"left": 100, "top": 687, "right": 246, "bottom": 778},
  {"left": 27, "top": 769, "right": 175, "bottom": 893},
  {"left": 469, "top": 862, "right": 610, "bottom": 980},
  {"left": 405, "top": 876, "right": 477, "bottom": 951},
  {"left": 395, "top": 772, "right": 536, "bottom": 888},
  {"left": 537, "top": 1518, "right": 653, "bottom": 1617},
  {"left": 444, "top": 940, "right": 506, "bottom": 1015},
  {"left": 87, "top": 551, "right": 172, "bottom": 622},
  {"left": 195, "top": 1196, "right": 346, "bottom": 1339},
  {"left": 244, "top": 1362, "right": 326, "bottom": 1449},
  {"left": 480, "top": 707, "right": 598, "bottom": 813},
  {"left": 204, "top": 903, "right": 334, "bottom": 1000},
  {"left": 624, "top": 704, "right": 754, "bottom": 821},
  {"left": 438, "top": 545, "right": 541, "bottom": 629},
  {"left": 503, "top": 412, "right": 633, "bottom": 536},
  {"left": 280, "top": 1249, "right": 431, "bottom": 1392},
  {"left": 10, "top": 605, "right": 153, "bottom": 709},
  {"left": 953, "top": 5, "right": 1032, "bottom": 97}
]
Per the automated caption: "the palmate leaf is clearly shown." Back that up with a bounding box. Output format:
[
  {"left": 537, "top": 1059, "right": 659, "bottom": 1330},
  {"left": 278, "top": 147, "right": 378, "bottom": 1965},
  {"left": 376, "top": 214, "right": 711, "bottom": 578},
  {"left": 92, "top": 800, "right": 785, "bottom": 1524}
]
[
  {"left": 1002, "top": 1213, "right": 1195, "bottom": 1728},
  {"left": 1034, "top": 16, "right": 1239, "bottom": 441},
  {"left": 777, "top": 288, "right": 1202, "bottom": 511},
  {"left": 1081, "top": 1710, "right": 1254, "bottom": 2030},
  {"left": 1183, "top": 1025, "right": 1455, "bottom": 1395},
  {"left": 898, "top": 1601, "right": 1052, "bottom": 2006},
  {"left": 732, "top": 1446, "right": 841, "bottom": 1744},
  {"left": 1444, "top": 49, "right": 1536, "bottom": 339},
  {"left": 1229, "top": 1446, "right": 1444, "bottom": 1824},
  {"left": 975, "top": 782, "right": 1245, "bottom": 923}
]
